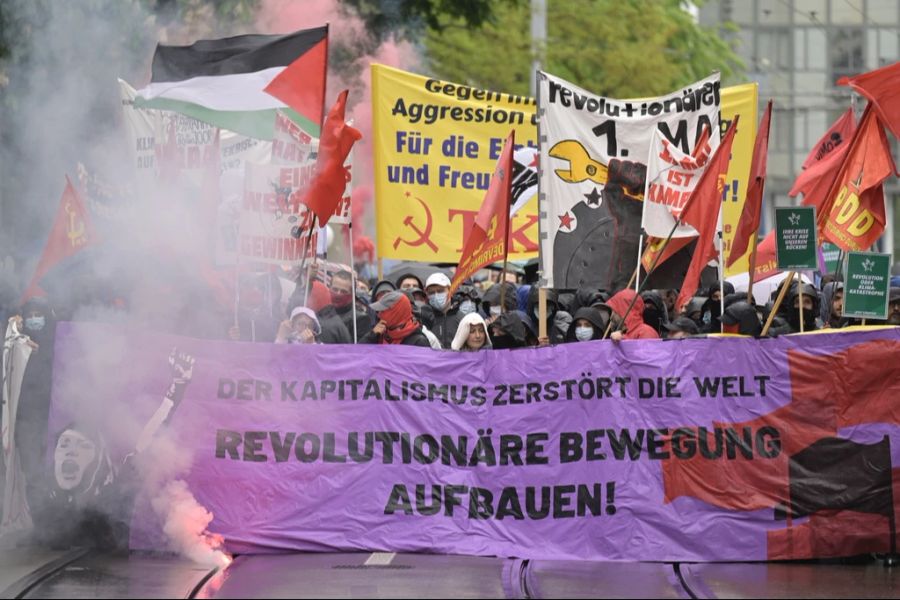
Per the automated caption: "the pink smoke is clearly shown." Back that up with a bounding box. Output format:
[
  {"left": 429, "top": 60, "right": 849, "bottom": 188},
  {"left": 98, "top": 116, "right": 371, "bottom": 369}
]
[
  {"left": 150, "top": 479, "right": 231, "bottom": 567},
  {"left": 256, "top": 0, "right": 417, "bottom": 229}
]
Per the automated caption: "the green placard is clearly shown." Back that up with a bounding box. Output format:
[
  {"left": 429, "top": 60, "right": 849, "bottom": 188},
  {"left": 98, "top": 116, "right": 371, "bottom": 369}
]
[
  {"left": 843, "top": 252, "right": 892, "bottom": 320},
  {"left": 821, "top": 242, "right": 842, "bottom": 274},
  {"left": 775, "top": 206, "right": 818, "bottom": 270}
]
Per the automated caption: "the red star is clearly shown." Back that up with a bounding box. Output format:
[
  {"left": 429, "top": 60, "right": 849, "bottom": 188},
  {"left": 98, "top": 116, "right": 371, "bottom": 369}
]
[
  {"left": 558, "top": 212, "right": 574, "bottom": 229},
  {"left": 529, "top": 153, "right": 539, "bottom": 168}
]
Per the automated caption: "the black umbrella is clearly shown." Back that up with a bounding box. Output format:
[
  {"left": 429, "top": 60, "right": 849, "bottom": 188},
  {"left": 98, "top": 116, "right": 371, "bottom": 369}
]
[{"left": 385, "top": 261, "right": 452, "bottom": 288}]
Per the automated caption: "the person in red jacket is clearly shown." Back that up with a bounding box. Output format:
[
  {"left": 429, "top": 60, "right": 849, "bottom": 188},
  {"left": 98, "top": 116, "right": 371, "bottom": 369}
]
[{"left": 603, "top": 289, "right": 660, "bottom": 341}]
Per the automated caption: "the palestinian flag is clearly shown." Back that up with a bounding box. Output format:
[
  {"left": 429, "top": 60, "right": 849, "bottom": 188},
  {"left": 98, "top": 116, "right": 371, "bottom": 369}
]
[{"left": 137, "top": 26, "right": 328, "bottom": 140}]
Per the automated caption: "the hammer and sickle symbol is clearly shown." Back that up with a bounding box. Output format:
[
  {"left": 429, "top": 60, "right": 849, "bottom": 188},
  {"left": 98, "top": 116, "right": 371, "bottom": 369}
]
[{"left": 393, "top": 197, "right": 438, "bottom": 253}]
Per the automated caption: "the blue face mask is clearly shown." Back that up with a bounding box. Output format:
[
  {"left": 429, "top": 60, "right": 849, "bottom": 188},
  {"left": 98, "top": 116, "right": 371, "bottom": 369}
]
[
  {"left": 429, "top": 292, "right": 449, "bottom": 311},
  {"left": 459, "top": 300, "right": 476, "bottom": 315},
  {"left": 25, "top": 316, "right": 45, "bottom": 331},
  {"left": 575, "top": 326, "right": 594, "bottom": 341}
]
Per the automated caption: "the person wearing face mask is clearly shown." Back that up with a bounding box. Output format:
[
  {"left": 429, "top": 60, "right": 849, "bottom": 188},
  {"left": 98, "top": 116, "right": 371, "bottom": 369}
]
[
  {"left": 451, "top": 313, "right": 492, "bottom": 351},
  {"left": 424, "top": 273, "right": 463, "bottom": 349},
  {"left": 401, "top": 289, "right": 442, "bottom": 349},
  {"left": 361, "top": 291, "right": 431, "bottom": 347},
  {"left": 12, "top": 296, "right": 58, "bottom": 507},
  {"left": 565, "top": 307, "right": 609, "bottom": 343},
  {"left": 330, "top": 269, "right": 374, "bottom": 342},
  {"left": 699, "top": 281, "right": 735, "bottom": 333},
  {"left": 481, "top": 281, "right": 518, "bottom": 321},
  {"left": 525, "top": 286, "right": 570, "bottom": 344},
  {"left": 453, "top": 285, "right": 481, "bottom": 318},
  {"left": 779, "top": 281, "right": 821, "bottom": 333}
]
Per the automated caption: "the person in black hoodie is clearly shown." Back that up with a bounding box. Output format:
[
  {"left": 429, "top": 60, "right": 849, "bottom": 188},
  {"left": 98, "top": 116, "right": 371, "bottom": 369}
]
[
  {"left": 525, "top": 286, "right": 569, "bottom": 344},
  {"left": 699, "top": 281, "right": 735, "bottom": 333},
  {"left": 722, "top": 301, "right": 763, "bottom": 337},
  {"left": 565, "top": 306, "right": 610, "bottom": 342},
  {"left": 13, "top": 296, "right": 58, "bottom": 508},
  {"left": 330, "top": 269, "right": 374, "bottom": 342},
  {"left": 481, "top": 282, "right": 518, "bottom": 320},
  {"left": 779, "top": 281, "right": 820, "bottom": 333},
  {"left": 641, "top": 290, "right": 669, "bottom": 336},
  {"left": 489, "top": 311, "right": 529, "bottom": 349}
]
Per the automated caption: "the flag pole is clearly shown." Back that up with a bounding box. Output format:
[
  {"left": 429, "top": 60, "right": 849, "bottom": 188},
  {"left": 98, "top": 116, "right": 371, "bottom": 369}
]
[
  {"left": 538, "top": 287, "right": 548, "bottom": 342},
  {"left": 718, "top": 211, "right": 726, "bottom": 333},
  {"left": 635, "top": 230, "right": 644, "bottom": 293},
  {"left": 797, "top": 271, "right": 805, "bottom": 333},
  {"left": 761, "top": 271, "right": 795, "bottom": 337},
  {"left": 746, "top": 233, "right": 759, "bottom": 305},
  {"left": 348, "top": 216, "right": 359, "bottom": 344}
]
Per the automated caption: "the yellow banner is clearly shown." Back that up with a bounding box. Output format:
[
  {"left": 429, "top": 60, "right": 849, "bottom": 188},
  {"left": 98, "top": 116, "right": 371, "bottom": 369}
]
[
  {"left": 720, "top": 82, "right": 759, "bottom": 276},
  {"left": 373, "top": 64, "right": 538, "bottom": 262},
  {"left": 373, "top": 65, "right": 758, "bottom": 271}
]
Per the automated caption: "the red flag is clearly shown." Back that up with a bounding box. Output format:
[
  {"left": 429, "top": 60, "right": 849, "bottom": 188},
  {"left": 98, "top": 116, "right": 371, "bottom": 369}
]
[
  {"left": 727, "top": 100, "right": 772, "bottom": 268},
  {"left": 789, "top": 108, "right": 856, "bottom": 206},
  {"left": 675, "top": 117, "right": 739, "bottom": 313},
  {"left": 263, "top": 26, "right": 329, "bottom": 130},
  {"left": 838, "top": 60, "right": 900, "bottom": 141},
  {"left": 751, "top": 231, "right": 780, "bottom": 283},
  {"left": 819, "top": 106, "right": 896, "bottom": 251},
  {"left": 21, "top": 177, "right": 98, "bottom": 303},
  {"left": 302, "top": 90, "right": 362, "bottom": 226},
  {"left": 450, "top": 131, "right": 515, "bottom": 295}
]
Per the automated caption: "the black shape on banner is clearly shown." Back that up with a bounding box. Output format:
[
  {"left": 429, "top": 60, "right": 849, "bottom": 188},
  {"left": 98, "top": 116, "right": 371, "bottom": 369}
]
[
  {"left": 553, "top": 195, "right": 642, "bottom": 291},
  {"left": 775, "top": 435, "right": 895, "bottom": 552}
]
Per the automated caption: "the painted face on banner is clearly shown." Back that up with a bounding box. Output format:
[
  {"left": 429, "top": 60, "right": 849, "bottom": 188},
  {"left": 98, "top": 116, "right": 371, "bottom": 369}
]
[{"left": 54, "top": 429, "right": 97, "bottom": 490}]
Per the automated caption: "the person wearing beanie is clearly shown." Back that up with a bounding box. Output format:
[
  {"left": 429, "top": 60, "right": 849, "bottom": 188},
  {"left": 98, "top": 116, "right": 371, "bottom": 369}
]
[{"left": 361, "top": 291, "right": 431, "bottom": 346}]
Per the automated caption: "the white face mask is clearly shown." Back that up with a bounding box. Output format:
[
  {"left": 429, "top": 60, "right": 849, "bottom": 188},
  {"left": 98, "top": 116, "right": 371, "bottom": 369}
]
[
  {"left": 459, "top": 300, "right": 476, "bottom": 315},
  {"left": 489, "top": 305, "right": 502, "bottom": 317},
  {"left": 429, "top": 292, "right": 449, "bottom": 311},
  {"left": 575, "top": 326, "right": 594, "bottom": 341}
]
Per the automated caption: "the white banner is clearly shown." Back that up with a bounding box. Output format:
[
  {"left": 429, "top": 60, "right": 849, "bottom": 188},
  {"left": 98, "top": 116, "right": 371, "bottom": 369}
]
[
  {"left": 641, "top": 128, "right": 715, "bottom": 238},
  {"left": 239, "top": 162, "right": 318, "bottom": 265},
  {"left": 537, "top": 71, "right": 720, "bottom": 288}
]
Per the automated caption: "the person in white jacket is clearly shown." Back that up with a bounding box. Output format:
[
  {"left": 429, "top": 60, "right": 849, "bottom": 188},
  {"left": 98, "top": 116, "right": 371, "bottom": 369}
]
[{"left": 450, "top": 313, "right": 492, "bottom": 352}]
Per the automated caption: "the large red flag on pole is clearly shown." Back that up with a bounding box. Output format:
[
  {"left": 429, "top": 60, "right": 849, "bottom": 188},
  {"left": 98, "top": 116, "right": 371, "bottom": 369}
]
[
  {"left": 21, "top": 177, "right": 98, "bottom": 303},
  {"left": 301, "top": 90, "right": 362, "bottom": 226},
  {"left": 838, "top": 61, "right": 900, "bottom": 140},
  {"left": 789, "top": 108, "right": 856, "bottom": 209},
  {"left": 818, "top": 105, "right": 896, "bottom": 251},
  {"left": 727, "top": 100, "right": 772, "bottom": 268},
  {"left": 675, "top": 118, "right": 739, "bottom": 313},
  {"left": 449, "top": 131, "right": 515, "bottom": 295}
]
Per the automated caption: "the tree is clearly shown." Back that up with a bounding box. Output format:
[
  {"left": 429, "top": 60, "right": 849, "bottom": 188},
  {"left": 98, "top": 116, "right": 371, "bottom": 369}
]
[{"left": 424, "top": 0, "right": 744, "bottom": 98}]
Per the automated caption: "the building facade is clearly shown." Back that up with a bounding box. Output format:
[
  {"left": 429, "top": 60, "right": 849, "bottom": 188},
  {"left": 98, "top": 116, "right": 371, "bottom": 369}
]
[{"left": 699, "top": 0, "right": 899, "bottom": 261}]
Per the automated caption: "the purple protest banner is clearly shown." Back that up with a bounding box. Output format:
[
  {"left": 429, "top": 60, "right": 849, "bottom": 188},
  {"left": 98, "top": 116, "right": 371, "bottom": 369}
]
[{"left": 47, "top": 322, "right": 900, "bottom": 561}]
